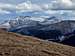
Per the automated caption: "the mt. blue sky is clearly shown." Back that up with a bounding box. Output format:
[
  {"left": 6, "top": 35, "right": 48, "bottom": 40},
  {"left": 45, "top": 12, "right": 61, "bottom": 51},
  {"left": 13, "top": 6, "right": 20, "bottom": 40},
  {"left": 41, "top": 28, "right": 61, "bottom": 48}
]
[{"left": 0, "top": 0, "right": 75, "bottom": 22}]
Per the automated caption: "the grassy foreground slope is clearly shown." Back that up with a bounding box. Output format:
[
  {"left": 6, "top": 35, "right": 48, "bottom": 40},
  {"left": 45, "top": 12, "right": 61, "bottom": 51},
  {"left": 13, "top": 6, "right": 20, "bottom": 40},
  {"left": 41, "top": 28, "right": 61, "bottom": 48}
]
[{"left": 0, "top": 29, "right": 75, "bottom": 56}]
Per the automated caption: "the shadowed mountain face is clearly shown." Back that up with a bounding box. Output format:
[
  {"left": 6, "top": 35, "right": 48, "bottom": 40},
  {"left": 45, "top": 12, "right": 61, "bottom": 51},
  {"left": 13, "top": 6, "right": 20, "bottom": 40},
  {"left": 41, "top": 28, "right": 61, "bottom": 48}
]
[
  {"left": 60, "top": 30, "right": 75, "bottom": 46},
  {"left": 0, "top": 29, "right": 75, "bottom": 56},
  {"left": 45, "top": 20, "right": 75, "bottom": 34},
  {"left": 8, "top": 19, "right": 75, "bottom": 43},
  {"left": 61, "top": 35, "right": 75, "bottom": 46},
  {"left": 9, "top": 27, "right": 75, "bottom": 47},
  {"left": 9, "top": 27, "right": 63, "bottom": 42}
]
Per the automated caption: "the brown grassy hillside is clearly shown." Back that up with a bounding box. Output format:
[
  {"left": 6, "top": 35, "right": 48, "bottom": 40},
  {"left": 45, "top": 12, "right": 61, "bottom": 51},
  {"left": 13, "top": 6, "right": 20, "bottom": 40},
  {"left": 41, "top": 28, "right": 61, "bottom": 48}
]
[{"left": 0, "top": 29, "right": 75, "bottom": 56}]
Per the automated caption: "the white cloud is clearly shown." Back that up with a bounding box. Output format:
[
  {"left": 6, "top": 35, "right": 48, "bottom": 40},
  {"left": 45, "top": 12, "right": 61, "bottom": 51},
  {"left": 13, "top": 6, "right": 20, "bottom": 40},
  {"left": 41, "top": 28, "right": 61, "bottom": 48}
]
[
  {"left": 16, "top": 1, "right": 42, "bottom": 12},
  {"left": 0, "top": 9, "right": 11, "bottom": 14},
  {"left": 16, "top": 0, "right": 75, "bottom": 14},
  {"left": 0, "top": 3, "right": 16, "bottom": 14},
  {"left": 15, "top": 0, "right": 75, "bottom": 19},
  {"left": 0, "top": 0, "right": 74, "bottom": 16},
  {"left": 50, "top": 0, "right": 75, "bottom": 10},
  {"left": 0, "top": 3, "right": 16, "bottom": 10},
  {"left": 59, "top": 0, "right": 72, "bottom": 6}
]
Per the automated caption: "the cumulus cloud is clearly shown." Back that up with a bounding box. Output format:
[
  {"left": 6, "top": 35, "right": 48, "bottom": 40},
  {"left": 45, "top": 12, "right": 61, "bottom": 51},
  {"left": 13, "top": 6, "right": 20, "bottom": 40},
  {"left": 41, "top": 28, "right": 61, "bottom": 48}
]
[
  {"left": 0, "top": 3, "right": 16, "bottom": 10},
  {"left": 16, "top": 1, "right": 43, "bottom": 13},
  {"left": 0, "top": 3, "right": 16, "bottom": 14},
  {"left": 0, "top": 9, "right": 11, "bottom": 14},
  {"left": 15, "top": 0, "right": 75, "bottom": 20},
  {"left": 61, "top": 0, "right": 72, "bottom": 6},
  {"left": 16, "top": 0, "right": 75, "bottom": 14},
  {"left": 50, "top": 0, "right": 75, "bottom": 10},
  {"left": 0, "top": 0, "right": 75, "bottom": 15}
]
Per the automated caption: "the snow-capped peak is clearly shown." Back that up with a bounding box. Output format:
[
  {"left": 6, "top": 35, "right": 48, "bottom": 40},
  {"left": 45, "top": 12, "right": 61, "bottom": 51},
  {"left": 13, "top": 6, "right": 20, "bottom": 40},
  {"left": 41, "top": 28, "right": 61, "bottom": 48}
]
[
  {"left": 0, "top": 16, "right": 62, "bottom": 29},
  {"left": 0, "top": 20, "right": 10, "bottom": 29}
]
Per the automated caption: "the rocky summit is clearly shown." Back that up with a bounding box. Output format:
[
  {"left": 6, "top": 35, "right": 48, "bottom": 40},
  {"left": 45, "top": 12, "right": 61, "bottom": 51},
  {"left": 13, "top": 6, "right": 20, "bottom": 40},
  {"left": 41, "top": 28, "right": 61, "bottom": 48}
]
[{"left": 0, "top": 29, "right": 75, "bottom": 56}]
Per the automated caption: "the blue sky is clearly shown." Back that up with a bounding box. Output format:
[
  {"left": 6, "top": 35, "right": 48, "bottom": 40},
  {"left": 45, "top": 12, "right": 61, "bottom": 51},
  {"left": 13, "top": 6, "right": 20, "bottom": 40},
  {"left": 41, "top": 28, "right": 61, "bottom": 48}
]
[{"left": 0, "top": 0, "right": 75, "bottom": 22}]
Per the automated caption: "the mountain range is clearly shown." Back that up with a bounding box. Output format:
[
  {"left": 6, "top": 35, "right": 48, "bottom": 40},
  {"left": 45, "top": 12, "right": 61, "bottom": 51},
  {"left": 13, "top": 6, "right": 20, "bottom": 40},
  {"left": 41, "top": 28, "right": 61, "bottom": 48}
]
[{"left": 0, "top": 16, "right": 75, "bottom": 46}]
